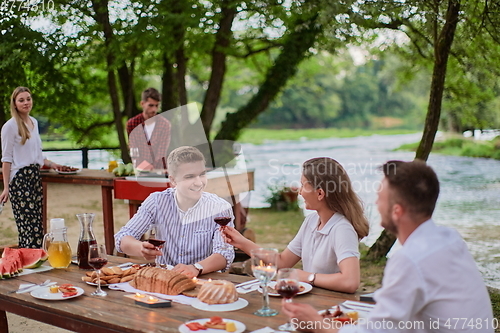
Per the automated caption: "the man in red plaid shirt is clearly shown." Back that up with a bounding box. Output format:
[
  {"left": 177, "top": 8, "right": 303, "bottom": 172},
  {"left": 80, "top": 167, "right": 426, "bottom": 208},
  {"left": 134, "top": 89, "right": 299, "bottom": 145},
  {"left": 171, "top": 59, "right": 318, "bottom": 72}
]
[{"left": 127, "top": 88, "right": 171, "bottom": 171}]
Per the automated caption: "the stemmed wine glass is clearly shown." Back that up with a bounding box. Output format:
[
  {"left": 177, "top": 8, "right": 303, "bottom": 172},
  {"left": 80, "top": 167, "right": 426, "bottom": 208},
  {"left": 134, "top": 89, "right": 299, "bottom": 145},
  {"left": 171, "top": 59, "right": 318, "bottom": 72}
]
[
  {"left": 276, "top": 268, "right": 300, "bottom": 330},
  {"left": 130, "top": 147, "right": 139, "bottom": 170},
  {"left": 214, "top": 215, "right": 232, "bottom": 250},
  {"left": 251, "top": 248, "right": 279, "bottom": 316},
  {"left": 88, "top": 244, "right": 108, "bottom": 297},
  {"left": 146, "top": 225, "right": 165, "bottom": 267}
]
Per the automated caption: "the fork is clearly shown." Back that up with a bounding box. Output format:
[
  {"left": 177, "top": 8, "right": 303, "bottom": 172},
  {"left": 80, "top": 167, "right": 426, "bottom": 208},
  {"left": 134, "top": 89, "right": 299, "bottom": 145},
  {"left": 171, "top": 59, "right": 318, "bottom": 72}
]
[{"left": 9, "top": 279, "right": 51, "bottom": 294}]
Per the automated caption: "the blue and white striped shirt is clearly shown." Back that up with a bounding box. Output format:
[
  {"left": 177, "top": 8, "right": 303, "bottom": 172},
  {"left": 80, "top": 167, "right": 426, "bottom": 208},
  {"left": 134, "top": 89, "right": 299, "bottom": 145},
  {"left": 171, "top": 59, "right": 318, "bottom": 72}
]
[{"left": 115, "top": 188, "right": 235, "bottom": 270}]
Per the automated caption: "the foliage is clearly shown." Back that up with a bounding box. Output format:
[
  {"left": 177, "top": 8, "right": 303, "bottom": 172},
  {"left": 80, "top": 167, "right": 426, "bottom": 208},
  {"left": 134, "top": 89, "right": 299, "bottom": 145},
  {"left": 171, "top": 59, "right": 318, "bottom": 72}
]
[{"left": 264, "top": 183, "right": 300, "bottom": 211}]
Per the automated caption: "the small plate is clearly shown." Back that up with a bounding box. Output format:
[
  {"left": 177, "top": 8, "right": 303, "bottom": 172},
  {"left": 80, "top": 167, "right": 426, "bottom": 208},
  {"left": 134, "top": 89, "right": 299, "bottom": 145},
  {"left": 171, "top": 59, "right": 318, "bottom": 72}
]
[
  {"left": 191, "top": 298, "right": 248, "bottom": 312},
  {"left": 31, "top": 286, "right": 84, "bottom": 300},
  {"left": 258, "top": 281, "right": 312, "bottom": 297},
  {"left": 56, "top": 169, "right": 80, "bottom": 175},
  {"left": 179, "top": 319, "right": 245, "bottom": 333}
]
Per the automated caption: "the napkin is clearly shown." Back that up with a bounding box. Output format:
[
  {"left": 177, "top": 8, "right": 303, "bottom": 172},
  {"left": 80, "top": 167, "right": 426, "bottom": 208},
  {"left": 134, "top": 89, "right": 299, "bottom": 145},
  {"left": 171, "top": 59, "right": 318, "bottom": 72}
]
[
  {"left": 16, "top": 282, "right": 57, "bottom": 294},
  {"left": 108, "top": 282, "right": 195, "bottom": 305},
  {"left": 236, "top": 283, "right": 260, "bottom": 294}
]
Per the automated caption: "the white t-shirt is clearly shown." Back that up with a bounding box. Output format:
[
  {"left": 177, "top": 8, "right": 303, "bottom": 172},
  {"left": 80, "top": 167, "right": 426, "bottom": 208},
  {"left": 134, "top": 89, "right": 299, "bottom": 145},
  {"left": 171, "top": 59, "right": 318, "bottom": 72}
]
[
  {"left": 340, "top": 219, "right": 494, "bottom": 333},
  {"left": 287, "top": 212, "right": 359, "bottom": 274},
  {"left": 1, "top": 117, "right": 44, "bottom": 182},
  {"left": 144, "top": 121, "right": 156, "bottom": 142}
]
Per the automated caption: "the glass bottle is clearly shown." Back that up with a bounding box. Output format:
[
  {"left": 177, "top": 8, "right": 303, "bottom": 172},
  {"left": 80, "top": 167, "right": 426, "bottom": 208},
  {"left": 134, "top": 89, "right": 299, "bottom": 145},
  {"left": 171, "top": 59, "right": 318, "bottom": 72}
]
[{"left": 77, "top": 213, "right": 97, "bottom": 270}]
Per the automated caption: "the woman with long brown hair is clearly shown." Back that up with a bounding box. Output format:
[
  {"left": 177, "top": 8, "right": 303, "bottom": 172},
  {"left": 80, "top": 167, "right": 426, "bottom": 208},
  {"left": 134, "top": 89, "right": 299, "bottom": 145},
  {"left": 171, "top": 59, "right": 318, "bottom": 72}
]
[
  {"left": 0, "top": 87, "right": 61, "bottom": 248},
  {"left": 223, "top": 157, "right": 369, "bottom": 293}
]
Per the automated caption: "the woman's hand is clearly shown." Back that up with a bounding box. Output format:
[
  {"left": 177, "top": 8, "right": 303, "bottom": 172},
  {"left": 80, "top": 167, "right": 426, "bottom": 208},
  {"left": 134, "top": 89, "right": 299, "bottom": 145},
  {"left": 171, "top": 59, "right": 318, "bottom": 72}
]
[
  {"left": 221, "top": 226, "right": 248, "bottom": 249},
  {"left": 0, "top": 189, "right": 9, "bottom": 203}
]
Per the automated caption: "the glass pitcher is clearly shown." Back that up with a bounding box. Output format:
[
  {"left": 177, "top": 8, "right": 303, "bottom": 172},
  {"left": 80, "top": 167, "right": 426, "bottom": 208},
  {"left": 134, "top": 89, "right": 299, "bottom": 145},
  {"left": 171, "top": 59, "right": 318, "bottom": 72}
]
[
  {"left": 77, "top": 213, "right": 97, "bottom": 270},
  {"left": 42, "top": 227, "right": 72, "bottom": 269}
]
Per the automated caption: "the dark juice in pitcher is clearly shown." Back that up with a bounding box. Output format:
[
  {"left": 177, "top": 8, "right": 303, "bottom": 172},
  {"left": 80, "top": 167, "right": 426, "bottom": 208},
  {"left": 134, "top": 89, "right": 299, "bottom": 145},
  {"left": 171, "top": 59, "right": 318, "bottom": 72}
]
[{"left": 77, "top": 239, "right": 97, "bottom": 269}]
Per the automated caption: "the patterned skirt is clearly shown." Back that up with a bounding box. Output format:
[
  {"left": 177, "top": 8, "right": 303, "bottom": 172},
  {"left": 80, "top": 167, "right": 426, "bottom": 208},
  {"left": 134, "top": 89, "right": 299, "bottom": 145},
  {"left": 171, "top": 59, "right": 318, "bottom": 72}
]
[{"left": 9, "top": 164, "right": 43, "bottom": 248}]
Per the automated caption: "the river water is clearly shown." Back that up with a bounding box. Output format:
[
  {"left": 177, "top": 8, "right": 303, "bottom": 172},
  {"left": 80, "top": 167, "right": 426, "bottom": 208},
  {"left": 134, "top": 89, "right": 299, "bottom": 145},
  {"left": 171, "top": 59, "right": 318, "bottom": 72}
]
[{"left": 45, "top": 133, "right": 500, "bottom": 288}]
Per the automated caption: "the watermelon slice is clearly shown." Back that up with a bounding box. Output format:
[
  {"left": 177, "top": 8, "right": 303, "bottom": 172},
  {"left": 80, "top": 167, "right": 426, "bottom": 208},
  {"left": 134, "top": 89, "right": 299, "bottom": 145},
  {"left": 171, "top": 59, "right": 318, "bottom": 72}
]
[
  {"left": 2, "top": 247, "right": 22, "bottom": 274},
  {"left": 19, "top": 248, "right": 48, "bottom": 269}
]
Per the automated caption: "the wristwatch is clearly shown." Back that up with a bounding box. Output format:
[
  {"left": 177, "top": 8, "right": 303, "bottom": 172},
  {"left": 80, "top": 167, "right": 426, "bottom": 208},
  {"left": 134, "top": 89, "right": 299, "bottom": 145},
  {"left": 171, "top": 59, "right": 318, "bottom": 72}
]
[
  {"left": 307, "top": 273, "right": 316, "bottom": 286},
  {"left": 193, "top": 263, "right": 204, "bottom": 277}
]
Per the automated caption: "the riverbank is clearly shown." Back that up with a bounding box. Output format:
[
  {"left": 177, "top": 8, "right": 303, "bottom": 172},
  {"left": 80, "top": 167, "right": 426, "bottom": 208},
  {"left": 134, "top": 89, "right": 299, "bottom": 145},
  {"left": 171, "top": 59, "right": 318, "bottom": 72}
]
[{"left": 397, "top": 133, "right": 500, "bottom": 160}]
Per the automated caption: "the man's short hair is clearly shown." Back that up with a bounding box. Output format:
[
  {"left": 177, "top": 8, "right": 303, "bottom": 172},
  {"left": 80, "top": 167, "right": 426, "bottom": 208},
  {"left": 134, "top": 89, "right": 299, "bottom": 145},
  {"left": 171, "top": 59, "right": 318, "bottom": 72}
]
[
  {"left": 167, "top": 146, "right": 206, "bottom": 177},
  {"left": 141, "top": 87, "right": 161, "bottom": 102},
  {"left": 382, "top": 160, "right": 440, "bottom": 217}
]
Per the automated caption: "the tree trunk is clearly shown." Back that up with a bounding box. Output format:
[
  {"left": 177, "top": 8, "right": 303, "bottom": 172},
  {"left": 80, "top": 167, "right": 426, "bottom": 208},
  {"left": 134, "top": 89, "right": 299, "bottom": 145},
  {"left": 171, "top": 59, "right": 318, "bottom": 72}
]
[
  {"left": 366, "top": 230, "right": 396, "bottom": 261},
  {"left": 161, "top": 53, "right": 178, "bottom": 112},
  {"left": 117, "top": 62, "right": 138, "bottom": 119},
  {"left": 415, "top": 0, "right": 461, "bottom": 161},
  {"left": 215, "top": 14, "right": 322, "bottom": 141},
  {"left": 91, "top": 0, "right": 129, "bottom": 162},
  {"left": 200, "top": 1, "right": 237, "bottom": 138},
  {"left": 367, "top": 0, "right": 461, "bottom": 261}
]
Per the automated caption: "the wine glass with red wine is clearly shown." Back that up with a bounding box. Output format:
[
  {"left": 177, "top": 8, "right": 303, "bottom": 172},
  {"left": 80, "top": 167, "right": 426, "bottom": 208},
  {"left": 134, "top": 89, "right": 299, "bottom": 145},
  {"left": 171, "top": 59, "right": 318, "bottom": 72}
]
[
  {"left": 214, "top": 215, "right": 232, "bottom": 250},
  {"left": 276, "top": 268, "right": 300, "bottom": 330},
  {"left": 146, "top": 225, "right": 165, "bottom": 267},
  {"left": 88, "top": 244, "right": 108, "bottom": 297}
]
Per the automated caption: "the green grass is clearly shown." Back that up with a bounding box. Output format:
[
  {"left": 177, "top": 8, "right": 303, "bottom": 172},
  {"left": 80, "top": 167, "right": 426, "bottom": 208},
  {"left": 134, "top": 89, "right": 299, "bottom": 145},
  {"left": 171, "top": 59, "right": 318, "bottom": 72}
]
[
  {"left": 239, "top": 128, "right": 419, "bottom": 145},
  {"left": 489, "top": 288, "right": 500, "bottom": 332},
  {"left": 396, "top": 135, "right": 500, "bottom": 160}
]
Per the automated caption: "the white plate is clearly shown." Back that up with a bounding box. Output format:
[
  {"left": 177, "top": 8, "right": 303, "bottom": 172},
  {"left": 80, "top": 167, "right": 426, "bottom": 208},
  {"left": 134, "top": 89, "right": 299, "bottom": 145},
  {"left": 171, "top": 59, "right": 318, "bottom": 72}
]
[
  {"left": 258, "top": 281, "right": 312, "bottom": 297},
  {"left": 31, "top": 286, "right": 84, "bottom": 300},
  {"left": 56, "top": 169, "right": 81, "bottom": 175},
  {"left": 179, "top": 319, "right": 245, "bottom": 333},
  {"left": 191, "top": 298, "right": 248, "bottom": 312}
]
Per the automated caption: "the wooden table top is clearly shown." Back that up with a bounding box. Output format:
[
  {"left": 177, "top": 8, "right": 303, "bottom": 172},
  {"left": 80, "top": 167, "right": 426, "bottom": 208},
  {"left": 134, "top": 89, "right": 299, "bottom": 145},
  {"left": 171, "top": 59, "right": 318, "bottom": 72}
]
[{"left": 0, "top": 256, "right": 362, "bottom": 333}]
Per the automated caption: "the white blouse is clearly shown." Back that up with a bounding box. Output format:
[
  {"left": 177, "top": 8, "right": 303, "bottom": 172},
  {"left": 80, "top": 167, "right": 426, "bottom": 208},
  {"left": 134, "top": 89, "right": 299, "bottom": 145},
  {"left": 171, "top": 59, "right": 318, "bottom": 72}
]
[
  {"left": 287, "top": 212, "right": 360, "bottom": 274},
  {"left": 1, "top": 117, "right": 44, "bottom": 182}
]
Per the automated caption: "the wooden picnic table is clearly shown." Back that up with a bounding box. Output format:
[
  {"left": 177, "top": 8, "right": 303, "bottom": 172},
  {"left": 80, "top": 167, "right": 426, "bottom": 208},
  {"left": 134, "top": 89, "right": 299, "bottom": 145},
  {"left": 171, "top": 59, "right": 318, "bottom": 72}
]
[{"left": 0, "top": 256, "right": 362, "bottom": 333}]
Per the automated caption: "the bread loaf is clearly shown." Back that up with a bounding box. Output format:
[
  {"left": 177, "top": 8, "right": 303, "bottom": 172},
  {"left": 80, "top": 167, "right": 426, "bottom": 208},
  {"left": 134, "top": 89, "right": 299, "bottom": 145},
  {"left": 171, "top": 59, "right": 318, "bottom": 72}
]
[
  {"left": 197, "top": 280, "right": 238, "bottom": 304},
  {"left": 130, "top": 267, "right": 196, "bottom": 295}
]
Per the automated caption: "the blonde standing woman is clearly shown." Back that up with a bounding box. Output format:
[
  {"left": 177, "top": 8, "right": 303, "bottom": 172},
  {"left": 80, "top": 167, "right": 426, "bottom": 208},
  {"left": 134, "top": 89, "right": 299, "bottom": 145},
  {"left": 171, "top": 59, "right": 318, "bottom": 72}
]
[
  {"left": 0, "top": 87, "right": 61, "bottom": 248},
  {"left": 224, "top": 157, "right": 369, "bottom": 293}
]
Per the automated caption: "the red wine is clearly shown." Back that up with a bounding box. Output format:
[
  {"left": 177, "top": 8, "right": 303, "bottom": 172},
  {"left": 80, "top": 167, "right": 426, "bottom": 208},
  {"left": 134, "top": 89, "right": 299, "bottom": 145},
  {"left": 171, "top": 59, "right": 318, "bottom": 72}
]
[
  {"left": 214, "top": 217, "right": 231, "bottom": 226},
  {"left": 276, "top": 281, "right": 300, "bottom": 298},
  {"left": 89, "top": 258, "right": 108, "bottom": 270},
  {"left": 77, "top": 239, "right": 97, "bottom": 270},
  {"left": 148, "top": 238, "right": 165, "bottom": 247}
]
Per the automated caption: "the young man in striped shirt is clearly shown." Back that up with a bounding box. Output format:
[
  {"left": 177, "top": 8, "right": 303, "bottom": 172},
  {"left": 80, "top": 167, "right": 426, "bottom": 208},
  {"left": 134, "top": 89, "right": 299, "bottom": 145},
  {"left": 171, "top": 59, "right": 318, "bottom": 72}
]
[{"left": 115, "top": 146, "right": 235, "bottom": 278}]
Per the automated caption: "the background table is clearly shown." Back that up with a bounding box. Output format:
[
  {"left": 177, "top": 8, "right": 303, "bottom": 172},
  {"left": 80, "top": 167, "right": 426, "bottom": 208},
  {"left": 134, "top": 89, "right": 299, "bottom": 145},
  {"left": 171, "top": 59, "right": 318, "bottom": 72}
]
[{"left": 0, "top": 256, "right": 362, "bottom": 333}]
